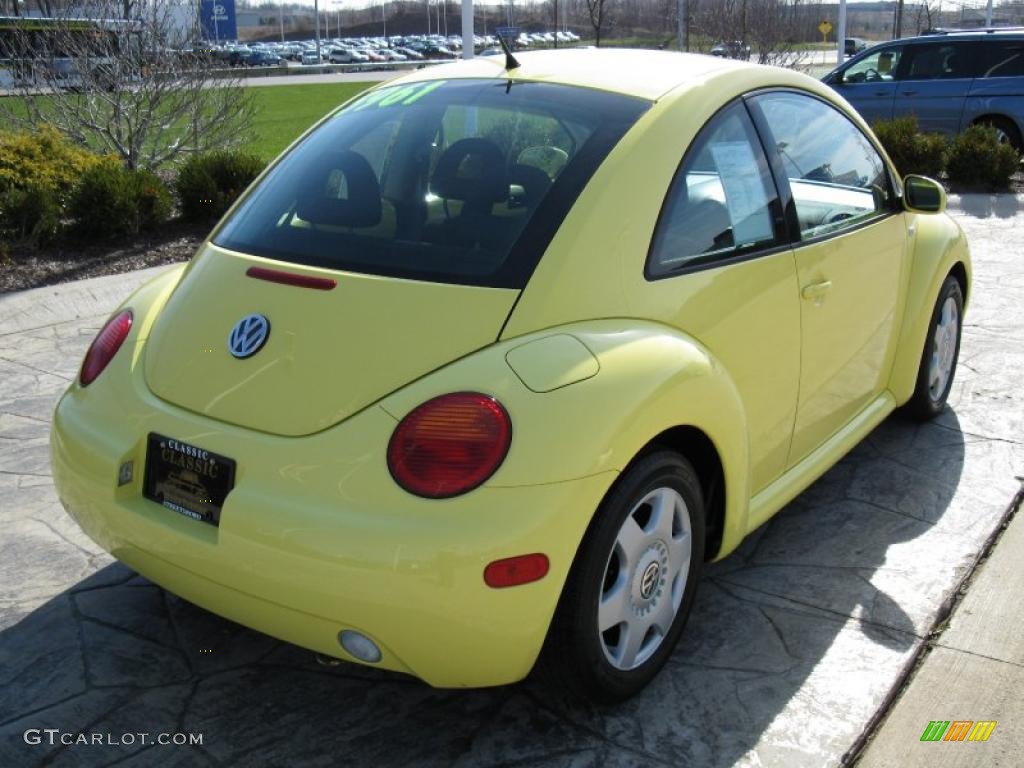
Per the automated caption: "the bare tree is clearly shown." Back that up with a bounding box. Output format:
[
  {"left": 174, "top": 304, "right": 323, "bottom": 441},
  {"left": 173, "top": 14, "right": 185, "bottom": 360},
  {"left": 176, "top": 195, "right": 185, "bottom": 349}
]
[
  {"left": 693, "top": 0, "right": 812, "bottom": 67},
  {"left": 585, "top": 0, "right": 609, "bottom": 46},
  {"left": 912, "top": 0, "right": 939, "bottom": 34},
  {"left": 1, "top": 0, "right": 254, "bottom": 170},
  {"left": 746, "top": 0, "right": 810, "bottom": 67}
]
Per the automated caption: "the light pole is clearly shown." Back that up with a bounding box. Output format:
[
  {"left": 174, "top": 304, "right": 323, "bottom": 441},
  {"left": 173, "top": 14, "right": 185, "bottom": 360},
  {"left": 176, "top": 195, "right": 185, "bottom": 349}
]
[
  {"left": 462, "top": 0, "right": 473, "bottom": 59},
  {"left": 314, "top": 0, "right": 321, "bottom": 61},
  {"left": 677, "top": 0, "right": 685, "bottom": 51},
  {"left": 836, "top": 0, "right": 847, "bottom": 65},
  {"left": 382, "top": 0, "right": 387, "bottom": 40}
]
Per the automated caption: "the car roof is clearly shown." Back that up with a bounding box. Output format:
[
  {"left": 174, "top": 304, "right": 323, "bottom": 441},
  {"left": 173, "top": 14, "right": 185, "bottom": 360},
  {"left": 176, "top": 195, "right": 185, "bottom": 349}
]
[
  {"left": 386, "top": 48, "right": 751, "bottom": 101},
  {"left": 879, "top": 29, "right": 1024, "bottom": 45}
]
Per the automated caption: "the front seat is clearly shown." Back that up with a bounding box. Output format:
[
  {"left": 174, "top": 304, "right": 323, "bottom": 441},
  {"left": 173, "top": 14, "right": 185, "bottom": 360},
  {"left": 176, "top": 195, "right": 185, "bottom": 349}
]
[
  {"left": 295, "top": 149, "right": 382, "bottom": 229},
  {"left": 427, "top": 138, "right": 508, "bottom": 248}
]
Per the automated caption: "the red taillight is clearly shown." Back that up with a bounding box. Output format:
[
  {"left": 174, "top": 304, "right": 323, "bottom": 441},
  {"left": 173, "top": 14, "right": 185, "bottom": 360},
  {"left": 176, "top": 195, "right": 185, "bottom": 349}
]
[
  {"left": 484, "top": 554, "right": 550, "bottom": 588},
  {"left": 387, "top": 392, "right": 512, "bottom": 498},
  {"left": 79, "top": 310, "right": 133, "bottom": 387}
]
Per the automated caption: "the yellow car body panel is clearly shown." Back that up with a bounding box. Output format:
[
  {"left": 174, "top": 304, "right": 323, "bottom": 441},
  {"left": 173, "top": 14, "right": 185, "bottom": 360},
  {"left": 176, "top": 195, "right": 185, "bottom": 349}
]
[
  {"left": 51, "top": 52, "right": 972, "bottom": 688},
  {"left": 143, "top": 245, "right": 518, "bottom": 436},
  {"left": 786, "top": 214, "right": 908, "bottom": 466}
]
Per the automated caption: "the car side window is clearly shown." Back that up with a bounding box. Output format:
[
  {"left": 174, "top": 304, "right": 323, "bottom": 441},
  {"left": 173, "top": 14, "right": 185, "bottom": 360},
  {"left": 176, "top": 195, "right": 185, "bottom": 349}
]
[
  {"left": 842, "top": 46, "right": 903, "bottom": 84},
  {"left": 750, "top": 92, "right": 891, "bottom": 241},
  {"left": 900, "top": 43, "right": 976, "bottom": 80},
  {"left": 647, "top": 102, "right": 781, "bottom": 277},
  {"left": 983, "top": 40, "right": 1024, "bottom": 78}
]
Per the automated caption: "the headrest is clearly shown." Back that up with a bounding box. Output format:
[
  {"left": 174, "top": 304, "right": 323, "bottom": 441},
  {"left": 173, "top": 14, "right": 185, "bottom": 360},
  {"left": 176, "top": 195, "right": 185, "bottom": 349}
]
[
  {"left": 296, "top": 150, "right": 382, "bottom": 228},
  {"left": 430, "top": 138, "right": 507, "bottom": 203},
  {"left": 508, "top": 163, "right": 552, "bottom": 208}
]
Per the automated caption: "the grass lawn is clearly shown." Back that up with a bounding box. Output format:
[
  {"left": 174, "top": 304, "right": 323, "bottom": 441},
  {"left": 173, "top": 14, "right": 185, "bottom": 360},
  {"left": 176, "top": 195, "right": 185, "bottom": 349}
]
[
  {"left": 1, "top": 81, "right": 375, "bottom": 164},
  {"left": 247, "top": 82, "right": 373, "bottom": 161}
]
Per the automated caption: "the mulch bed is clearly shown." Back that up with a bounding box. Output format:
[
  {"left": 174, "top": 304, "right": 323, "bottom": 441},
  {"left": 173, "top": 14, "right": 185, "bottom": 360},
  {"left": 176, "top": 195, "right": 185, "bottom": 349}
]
[{"left": 0, "top": 220, "right": 208, "bottom": 295}]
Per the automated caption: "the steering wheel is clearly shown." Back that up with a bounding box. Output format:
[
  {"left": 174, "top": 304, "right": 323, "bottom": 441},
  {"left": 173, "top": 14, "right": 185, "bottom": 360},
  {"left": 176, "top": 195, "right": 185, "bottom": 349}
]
[
  {"left": 863, "top": 68, "right": 882, "bottom": 82},
  {"left": 824, "top": 210, "right": 855, "bottom": 224}
]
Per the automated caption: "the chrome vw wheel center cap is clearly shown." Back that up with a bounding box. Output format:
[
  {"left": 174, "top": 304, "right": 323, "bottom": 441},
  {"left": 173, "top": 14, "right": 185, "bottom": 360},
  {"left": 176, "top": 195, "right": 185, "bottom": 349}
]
[{"left": 631, "top": 541, "right": 669, "bottom": 614}]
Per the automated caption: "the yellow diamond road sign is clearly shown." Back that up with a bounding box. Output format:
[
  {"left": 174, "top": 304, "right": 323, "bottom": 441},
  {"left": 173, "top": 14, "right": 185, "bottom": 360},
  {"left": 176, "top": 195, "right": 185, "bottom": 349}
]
[{"left": 819, "top": 20, "right": 833, "bottom": 37}]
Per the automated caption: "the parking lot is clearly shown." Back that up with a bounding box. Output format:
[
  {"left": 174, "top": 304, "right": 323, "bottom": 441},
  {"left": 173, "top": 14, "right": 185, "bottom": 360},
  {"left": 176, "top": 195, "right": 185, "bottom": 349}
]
[{"left": 0, "top": 194, "right": 1021, "bottom": 766}]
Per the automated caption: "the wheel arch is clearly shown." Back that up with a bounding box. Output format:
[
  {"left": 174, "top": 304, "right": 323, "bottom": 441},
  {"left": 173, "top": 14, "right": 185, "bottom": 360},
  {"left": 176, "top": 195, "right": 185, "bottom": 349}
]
[
  {"left": 969, "top": 112, "right": 1023, "bottom": 148},
  {"left": 949, "top": 259, "right": 970, "bottom": 308},
  {"left": 889, "top": 213, "right": 972, "bottom": 404},
  {"left": 636, "top": 425, "right": 728, "bottom": 560}
]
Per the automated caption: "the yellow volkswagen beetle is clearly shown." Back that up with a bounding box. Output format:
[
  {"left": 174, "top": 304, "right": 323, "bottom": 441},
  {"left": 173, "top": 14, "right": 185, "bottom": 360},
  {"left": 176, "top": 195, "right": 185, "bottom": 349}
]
[{"left": 51, "top": 49, "right": 970, "bottom": 701}]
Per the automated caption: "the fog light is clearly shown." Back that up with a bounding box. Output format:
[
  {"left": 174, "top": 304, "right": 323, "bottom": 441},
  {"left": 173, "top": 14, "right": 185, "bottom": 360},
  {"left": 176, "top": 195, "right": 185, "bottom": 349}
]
[{"left": 338, "top": 630, "right": 382, "bottom": 663}]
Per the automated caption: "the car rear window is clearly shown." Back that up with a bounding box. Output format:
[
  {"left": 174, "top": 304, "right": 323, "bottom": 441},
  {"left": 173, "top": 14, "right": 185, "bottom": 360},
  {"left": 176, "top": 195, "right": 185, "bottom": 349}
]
[
  {"left": 213, "top": 79, "right": 649, "bottom": 288},
  {"left": 982, "top": 39, "right": 1024, "bottom": 78}
]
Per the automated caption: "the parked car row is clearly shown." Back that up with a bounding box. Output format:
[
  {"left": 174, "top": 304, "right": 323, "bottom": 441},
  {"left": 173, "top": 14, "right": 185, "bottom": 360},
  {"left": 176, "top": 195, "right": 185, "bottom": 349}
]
[{"left": 201, "top": 29, "right": 584, "bottom": 69}]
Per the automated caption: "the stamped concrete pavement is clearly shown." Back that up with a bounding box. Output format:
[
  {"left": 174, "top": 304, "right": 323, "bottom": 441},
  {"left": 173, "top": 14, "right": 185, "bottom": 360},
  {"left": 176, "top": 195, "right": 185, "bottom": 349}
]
[{"left": 0, "top": 195, "right": 1022, "bottom": 767}]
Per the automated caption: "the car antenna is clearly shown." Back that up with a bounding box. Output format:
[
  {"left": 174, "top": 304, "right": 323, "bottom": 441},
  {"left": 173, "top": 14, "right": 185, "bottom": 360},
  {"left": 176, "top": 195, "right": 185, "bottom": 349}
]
[{"left": 497, "top": 33, "right": 521, "bottom": 72}]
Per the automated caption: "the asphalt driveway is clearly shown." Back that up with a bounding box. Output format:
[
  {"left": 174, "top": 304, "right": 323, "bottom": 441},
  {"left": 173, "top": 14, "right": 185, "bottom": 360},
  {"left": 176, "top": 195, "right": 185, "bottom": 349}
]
[{"left": 1, "top": 194, "right": 1021, "bottom": 767}]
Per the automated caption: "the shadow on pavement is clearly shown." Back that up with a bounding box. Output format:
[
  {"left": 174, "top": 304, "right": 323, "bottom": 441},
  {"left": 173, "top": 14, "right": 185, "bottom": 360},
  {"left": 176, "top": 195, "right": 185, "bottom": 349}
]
[
  {"left": 0, "top": 412, "right": 967, "bottom": 767},
  {"left": 956, "top": 193, "right": 1021, "bottom": 220}
]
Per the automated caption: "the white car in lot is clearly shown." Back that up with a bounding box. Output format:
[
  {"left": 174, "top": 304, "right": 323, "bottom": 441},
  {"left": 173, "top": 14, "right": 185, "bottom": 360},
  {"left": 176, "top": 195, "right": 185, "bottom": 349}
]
[{"left": 329, "top": 48, "right": 369, "bottom": 64}]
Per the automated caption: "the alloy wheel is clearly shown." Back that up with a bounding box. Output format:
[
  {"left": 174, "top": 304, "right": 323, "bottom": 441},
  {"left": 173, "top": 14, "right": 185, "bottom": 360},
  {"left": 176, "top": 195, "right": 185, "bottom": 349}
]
[{"left": 598, "top": 487, "right": 692, "bottom": 670}]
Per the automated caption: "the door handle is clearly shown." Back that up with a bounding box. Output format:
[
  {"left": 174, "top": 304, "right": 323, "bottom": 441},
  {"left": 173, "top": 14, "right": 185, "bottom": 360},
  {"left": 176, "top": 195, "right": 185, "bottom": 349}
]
[
  {"left": 902, "top": 90, "right": 918, "bottom": 96},
  {"left": 801, "top": 280, "right": 833, "bottom": 301},
  {"left": 874, "top": 90, "right": 889, "bottom": 96}
]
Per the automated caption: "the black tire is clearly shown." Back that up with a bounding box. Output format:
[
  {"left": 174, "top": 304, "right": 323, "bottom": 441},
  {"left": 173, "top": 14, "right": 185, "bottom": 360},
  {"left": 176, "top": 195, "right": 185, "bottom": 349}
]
[
  {"left": 906, "top": 275, "right": 963, "bottom": 421},
  {"left": 538, "top": 450, "right": 706, "bottom": 702},
  {"left": 977, "top": 116, "right": 1023, "bottom": 154}
]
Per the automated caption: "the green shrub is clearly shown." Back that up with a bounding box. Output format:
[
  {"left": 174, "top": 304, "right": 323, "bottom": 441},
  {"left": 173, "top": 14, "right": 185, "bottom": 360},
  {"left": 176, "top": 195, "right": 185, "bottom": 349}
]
[
  {"left": 0, "top": 183, "right": 61, "bottom": 245},
  {"left": 133, "top": 169, "right": 173, "bottom": 232},
  {"left": 175, "top": 151, "right": 265, "bottom": 222},
  {"left": 0, "top": 125, "right": 113, "bottom": 203},
  {"left": 945, "top": 124, "right": 1021, "bottom": 190},
  {"left": 871, "top": 116, "right": 947, "bottom": 180},
  {"left": 68, "top": 165, "right": 172, "bottom": 240}
]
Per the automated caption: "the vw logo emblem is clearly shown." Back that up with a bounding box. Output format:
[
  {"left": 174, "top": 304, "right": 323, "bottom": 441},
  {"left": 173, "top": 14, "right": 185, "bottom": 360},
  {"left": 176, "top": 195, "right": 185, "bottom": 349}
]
[
  {"left": 228, "top": 314, "right": 271, "bottom": 359},
  {"left": 640, "top": 562, "right": 660, "bottom": 600}
]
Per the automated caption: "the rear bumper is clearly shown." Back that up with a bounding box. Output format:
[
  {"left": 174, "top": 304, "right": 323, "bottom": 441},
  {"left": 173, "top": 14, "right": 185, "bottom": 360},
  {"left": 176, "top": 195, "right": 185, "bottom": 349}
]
[{"left": 50, "top": 344, "right": 615, "bottom": 688}]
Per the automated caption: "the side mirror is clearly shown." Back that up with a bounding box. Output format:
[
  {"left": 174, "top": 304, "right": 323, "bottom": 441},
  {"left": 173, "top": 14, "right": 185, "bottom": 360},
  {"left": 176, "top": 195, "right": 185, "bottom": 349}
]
[{"left": 903, "top": 174, "right": 946, "bottom": 214}]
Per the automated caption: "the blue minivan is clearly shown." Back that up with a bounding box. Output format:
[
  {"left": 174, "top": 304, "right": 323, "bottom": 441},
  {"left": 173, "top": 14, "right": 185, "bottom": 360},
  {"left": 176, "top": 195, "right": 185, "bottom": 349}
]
[{"left": 823, "top": 30, "right": 1024, "bottom": 150}]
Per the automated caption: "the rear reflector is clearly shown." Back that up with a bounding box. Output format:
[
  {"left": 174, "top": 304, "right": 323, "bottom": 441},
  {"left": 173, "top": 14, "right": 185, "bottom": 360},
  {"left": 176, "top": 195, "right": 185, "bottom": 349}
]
[
  {"left": 246, "top": 266, "right": 337, "bottom": 291},
  {"left": 484, "top": 554, "right": 550, "bottom": 588}
]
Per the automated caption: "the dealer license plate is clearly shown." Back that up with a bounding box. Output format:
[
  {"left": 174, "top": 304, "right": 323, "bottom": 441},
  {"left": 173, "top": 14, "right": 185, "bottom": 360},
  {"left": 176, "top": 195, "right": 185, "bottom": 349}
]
[{"left": 142, "top": 433, "right": 235, "bottom": 526}]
